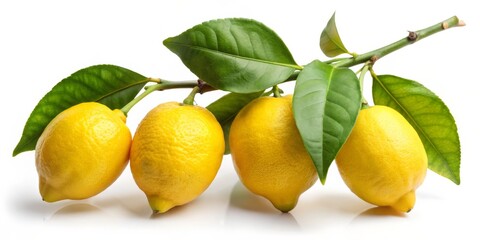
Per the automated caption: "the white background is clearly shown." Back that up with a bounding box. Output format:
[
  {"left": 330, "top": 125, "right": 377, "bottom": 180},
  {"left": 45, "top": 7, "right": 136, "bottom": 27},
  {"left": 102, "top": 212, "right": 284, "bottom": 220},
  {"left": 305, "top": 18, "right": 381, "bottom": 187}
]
[{"left": 1, "top": 0, "right": 478, "bottom": 239}]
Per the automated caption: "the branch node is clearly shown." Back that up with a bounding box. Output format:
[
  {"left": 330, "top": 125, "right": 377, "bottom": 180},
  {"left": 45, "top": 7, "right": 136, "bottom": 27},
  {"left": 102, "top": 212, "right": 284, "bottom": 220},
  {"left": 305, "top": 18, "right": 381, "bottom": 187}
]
[
  {"left": 370, "top": 55, "right": 379, "bottom": 64},
  {"left": 197, "top": 79, "right": 206, "bottom": 94},
  {"left": 442, "top": 21, "right": 449, "bottom": 29},
  {"left": 197, "top": 79, "right": 215, "bottom": 94},
  {"left": 408, "top": 31, "right": 418, "bottom": 41}
]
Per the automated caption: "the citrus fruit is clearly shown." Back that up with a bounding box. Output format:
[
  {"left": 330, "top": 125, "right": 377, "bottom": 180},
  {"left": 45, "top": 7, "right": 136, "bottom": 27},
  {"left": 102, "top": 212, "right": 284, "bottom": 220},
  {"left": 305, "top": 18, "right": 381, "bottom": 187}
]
[
  {"left": 35, "top": 102, "right": 131, "bottom": 202},
  {"left": 130, "top": 102, "right": 224, "bottom": 213},
  {"left": 335, "top": 105, "right": 428, "bottom": 212},
  {"left": 229, "top": 95, "right": 318, "bottom": 213}
]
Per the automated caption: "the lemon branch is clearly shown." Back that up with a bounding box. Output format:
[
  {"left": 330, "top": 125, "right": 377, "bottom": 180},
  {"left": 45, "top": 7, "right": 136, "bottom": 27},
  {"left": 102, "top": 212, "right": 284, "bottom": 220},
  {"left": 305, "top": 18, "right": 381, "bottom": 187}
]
[
  {"left": 121, "top": 16, "right": 464, "bottom": 115},
  {"left": 280, "top": 16, "right": 463, "bottom": 84},
  {"left": 332, "top": 16, "right": 464, "bottom": 68},
  {"left": 120, "top": 83, "right": 162, "bottom": 115},
  {"left": 121, "top": 79, "right": 199, "bottom": 115}
]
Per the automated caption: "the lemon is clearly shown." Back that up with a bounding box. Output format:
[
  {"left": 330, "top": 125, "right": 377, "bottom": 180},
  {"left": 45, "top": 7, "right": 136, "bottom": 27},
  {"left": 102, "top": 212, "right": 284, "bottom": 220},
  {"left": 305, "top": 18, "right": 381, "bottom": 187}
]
[
  {"left": 35, "top": 102, "right": 131, "bottom": 202},
  {"left": 335, "top": 105, "right": 428, "bottom": 212},
  {"left": 229, "top": 95, "right": 318, "bottom": 213},
  {"left": 130, "top": 102, "right": 224, "bottom": 213}
]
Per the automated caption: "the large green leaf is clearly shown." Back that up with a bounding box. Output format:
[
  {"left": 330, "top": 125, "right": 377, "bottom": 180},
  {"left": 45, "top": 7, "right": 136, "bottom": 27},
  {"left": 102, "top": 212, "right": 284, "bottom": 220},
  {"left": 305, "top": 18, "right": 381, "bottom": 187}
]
[
  {"left": 163, "top": 18, "right": 299, "bottom": 93},
  {"left": 13, "top": 65, "right": 148, "bottom": 156},
  {"left": 372, "top": 74, "right": 461, "bottom": 184},
  {"left": 293, "top": 60, "right": 362, "bottom": 184},
  {"left": 320, "top": 13, "right": 350, "bottom": 57},
  {"left": 207, "top": 91, "right": 264, "bottom": 154}
]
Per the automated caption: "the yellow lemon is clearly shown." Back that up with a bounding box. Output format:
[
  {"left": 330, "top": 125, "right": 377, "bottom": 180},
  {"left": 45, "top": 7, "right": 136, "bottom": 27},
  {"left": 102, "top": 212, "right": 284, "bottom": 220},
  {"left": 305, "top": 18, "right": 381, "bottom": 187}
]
[
  {"left": 229, "top": 95, "right": 318, "bottom": 213},
  {"left": 130, "top": 102, "right": 224, "bottom": 213},
  {"left": 336, "top": 105, "right": 428, "bottom": 212},
  {"left": 35, "top": 102, "right": 131, "bottom": 202}
]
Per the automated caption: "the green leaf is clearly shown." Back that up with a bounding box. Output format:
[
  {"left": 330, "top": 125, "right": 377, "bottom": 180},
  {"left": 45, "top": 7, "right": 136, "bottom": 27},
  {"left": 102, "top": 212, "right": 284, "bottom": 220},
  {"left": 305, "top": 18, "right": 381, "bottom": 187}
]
[
  {"left": 320, "top": 13, "right": 350, "bottom": 57},
  {"left": 372, "top": 74, "right": 461, "bottom": 184},
  {"left": 293, "top": 60, "right": 362, "bottom": 184},
  {"left": 207, "top": 91, "right": 264, "bottom": 154},
  {"left": 13, "top": 65, "right": 147, "bottom": 156},
  {"left": 163, "top": 18, "right": 299, "bottom": 93}
]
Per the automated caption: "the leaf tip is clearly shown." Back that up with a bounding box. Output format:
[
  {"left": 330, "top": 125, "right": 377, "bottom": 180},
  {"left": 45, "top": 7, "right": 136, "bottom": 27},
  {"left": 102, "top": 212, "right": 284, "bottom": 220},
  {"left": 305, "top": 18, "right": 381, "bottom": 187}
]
[
  {"left": 319, "top": 176, "right": 327, "bottom": 185},
  {"left": 12, "top": 149, "right": 19, "bottom": 157},
  {"left": 12, "top": 139, "right": 30, "bottom": 157},
  {"left": 162, "top": 37, "right": 172, "bottom": 46},
  {"left": 320, "top": 11, "right": 350, "bottom": 57},
  {"left": 452, "top": 176, "right": 461, "bottom": 185}
]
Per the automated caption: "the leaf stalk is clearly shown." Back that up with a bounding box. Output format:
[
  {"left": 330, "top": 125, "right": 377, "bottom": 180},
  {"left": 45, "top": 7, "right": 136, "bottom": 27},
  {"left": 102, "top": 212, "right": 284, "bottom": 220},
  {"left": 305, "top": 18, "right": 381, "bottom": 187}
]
[
  {"left": 272, "top": 85, "right": 283, "bottom": 97},
  {"left": 358, "top": 62, "right": 372, "bottom": 106},
  {"left": 183, "top": 86, "right": 201, "bottom": 105}
]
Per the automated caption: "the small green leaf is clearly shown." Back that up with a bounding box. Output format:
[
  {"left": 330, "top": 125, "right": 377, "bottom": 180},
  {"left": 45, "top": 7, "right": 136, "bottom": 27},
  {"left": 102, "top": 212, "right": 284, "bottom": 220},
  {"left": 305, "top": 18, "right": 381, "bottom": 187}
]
[
  {"left": 372, "top": 74, "right": 461, "bottom": 184},
  {"left": 164, "top": 18, "right": 299, "bottom": 93},
  {"left": 207, "top": 91, "right": 264, "bottom": 154},
  {"left": 320, "top": 13, "right": 350, "bottom": 57},
  {"left": 293, "top": 60, "right": 362, "bottom": 184},
  {"left": 13, "top": 65, "right": 147, "bottom": 156}
]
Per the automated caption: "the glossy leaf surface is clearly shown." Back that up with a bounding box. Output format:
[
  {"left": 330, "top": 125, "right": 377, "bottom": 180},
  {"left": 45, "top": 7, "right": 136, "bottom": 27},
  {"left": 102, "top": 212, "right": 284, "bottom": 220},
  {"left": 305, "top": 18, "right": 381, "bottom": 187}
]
[
  {"left": 320, "top": 13, "right": 350, "bottom": 57},
  {"left": 164, "top": 18, "right": 298, "bottom": 93},
  {"left": 293, "top": 60, "right": 361, "bottom": 183},
  {"left": 372, "top": 74, "right": 461, "bottom": 184},
  {"left": 13, "top": 65, "right": 147, "bottom": 156}
]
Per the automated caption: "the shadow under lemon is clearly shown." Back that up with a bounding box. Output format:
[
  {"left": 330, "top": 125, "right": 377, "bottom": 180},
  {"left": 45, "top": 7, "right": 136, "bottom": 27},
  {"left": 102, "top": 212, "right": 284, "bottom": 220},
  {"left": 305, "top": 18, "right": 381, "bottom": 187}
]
[
  {"left": 51, "top": 202, "right": 102, "bottom": 217},
  {"left": 359, "top": 206, "right": 406, "bottom": 217},
  {"left": 224, "top": 181, "right": 300, "bottom": 231},
  {"left": 9, "top": 189, "right": 105, "bottom": 221},
  {"left": 49, "top": 190, "right": 152, "bottom": 220},
  {"left": 342, "top": 206, "right": 419, "bottom": 239},
  {"left": 42, "top": 202, "right": 109, "bottom": 223},
  {"left": 349, "top": 206, "right": 407, "bottom": 226}
]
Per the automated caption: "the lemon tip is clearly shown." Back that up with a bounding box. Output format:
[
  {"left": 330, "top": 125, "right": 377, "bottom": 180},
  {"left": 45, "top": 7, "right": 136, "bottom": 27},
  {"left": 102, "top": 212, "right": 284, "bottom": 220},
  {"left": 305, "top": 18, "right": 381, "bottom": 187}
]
[
  {"left": 147, "top": 195, "right": 176, "bottom": 214},
  {"left": 390, "top": 190, "right": 416, "bottom": 213}
]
